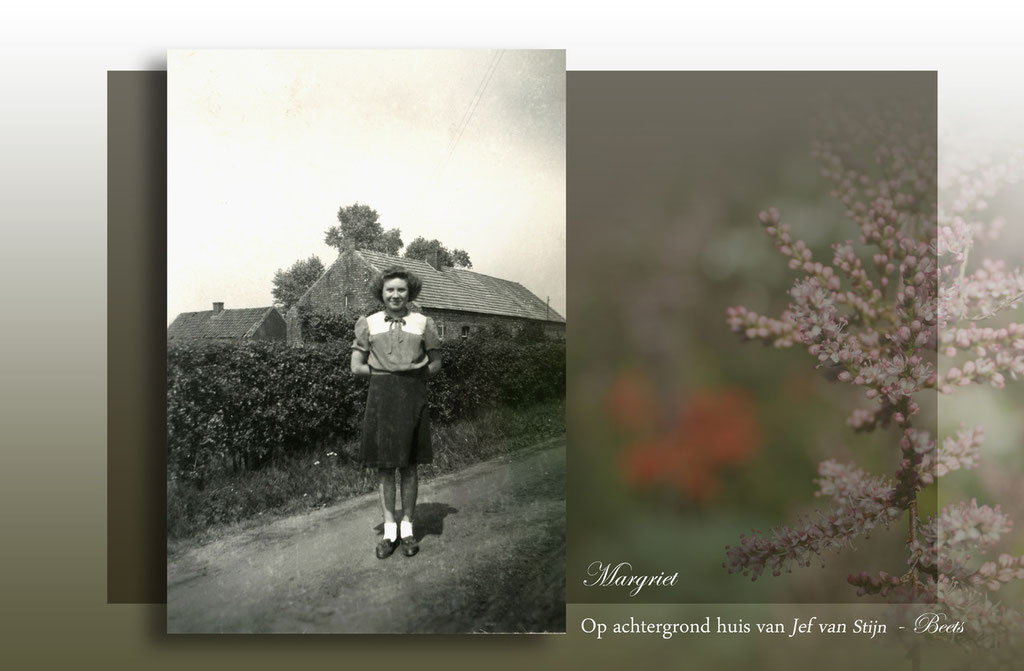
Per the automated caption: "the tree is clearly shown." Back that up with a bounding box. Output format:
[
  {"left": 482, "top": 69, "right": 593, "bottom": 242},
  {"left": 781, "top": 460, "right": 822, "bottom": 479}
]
[
  {"left": 450, "top": 248, "right": 472, "bottom": 268},
  {"left": 323, "top": 203, "right": 469, "bottom": 267},
  {"left": 272, "top": 255, "right": 324, "bottom": 312},
  {"left": 376, "top": 228, "right": 404, "bottom": 256},
  {"left": 403, "top": 236, "right": 472, "bottom": 268},
  {"left": 324, "top": 203, "right": 403, "bottom": 254}
]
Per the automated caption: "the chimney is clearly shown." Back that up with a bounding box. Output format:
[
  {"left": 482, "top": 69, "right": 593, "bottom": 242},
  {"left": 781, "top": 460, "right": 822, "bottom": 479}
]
[
  {"left": 213, "top": 302, "right": 224, "bottom": 314},
  {"left": 427, "top": 250, "right": 441, "bottom": 271}
]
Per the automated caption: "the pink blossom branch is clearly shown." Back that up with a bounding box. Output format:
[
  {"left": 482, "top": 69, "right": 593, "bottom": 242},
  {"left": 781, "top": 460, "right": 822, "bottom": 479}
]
[
  {"left": 937, "top": 425, "right": 984, "bottom": 476},
  {"left": 939, "top": 499, "right": 1013, "bottom": 550},
  {"left": 723, "top": 461, "right": 900, "bottom": 581},
  {"left": 724, "top": 305, "right": 799, "bottom": 347}
]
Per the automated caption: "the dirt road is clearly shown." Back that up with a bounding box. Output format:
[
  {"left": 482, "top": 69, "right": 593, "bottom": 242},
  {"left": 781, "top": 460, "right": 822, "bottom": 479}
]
[{"left": 167, "top": 437, "right": 566, "bottom": 633}]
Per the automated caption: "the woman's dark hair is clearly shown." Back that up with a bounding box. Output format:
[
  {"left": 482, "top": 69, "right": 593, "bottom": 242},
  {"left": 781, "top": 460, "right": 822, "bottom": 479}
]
[{"left": 370, "top": 266, "right": 423, "bottom": 303}]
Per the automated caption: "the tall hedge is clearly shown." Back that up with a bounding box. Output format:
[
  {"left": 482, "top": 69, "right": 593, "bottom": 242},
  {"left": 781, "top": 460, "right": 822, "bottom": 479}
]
[{"left": 167, "top": 332, "right": 564, "bottom": 486}]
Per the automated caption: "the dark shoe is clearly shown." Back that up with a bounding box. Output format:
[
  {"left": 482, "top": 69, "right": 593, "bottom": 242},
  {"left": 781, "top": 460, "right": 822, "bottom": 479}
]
[
  {"left": 401, "top": 535, "right": 419, "bottom": 557},
  {"left": 376, "top": 537, "right": 396, "bottom": 559}
]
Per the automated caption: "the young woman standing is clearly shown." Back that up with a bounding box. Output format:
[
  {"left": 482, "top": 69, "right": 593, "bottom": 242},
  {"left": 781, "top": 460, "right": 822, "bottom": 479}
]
[{"left": 350, "top": 267, "right": 442, "bottom": 558}]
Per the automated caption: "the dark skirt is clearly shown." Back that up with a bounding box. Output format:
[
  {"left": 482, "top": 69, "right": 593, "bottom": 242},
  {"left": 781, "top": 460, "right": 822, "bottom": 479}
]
[{"left": 359, "top": 370, "right": 432, "bottom": 468}]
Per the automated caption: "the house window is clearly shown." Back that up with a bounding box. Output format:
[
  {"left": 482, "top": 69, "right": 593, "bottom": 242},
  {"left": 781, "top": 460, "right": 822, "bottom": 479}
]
[
  {"left": 438, "top": 324, "right": 446, "bottom": 339},
  {"left": 461, "top": 325, "right": 470, "bottom": 339},
  {"left": 344, "top": 293, "right": 354, "bottom": 309}
]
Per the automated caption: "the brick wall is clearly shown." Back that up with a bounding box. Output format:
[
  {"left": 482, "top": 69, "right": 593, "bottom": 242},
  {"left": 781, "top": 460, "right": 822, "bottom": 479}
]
[
  {"left": 421, "top": 308, "right": 565, "bottom": 342},
  {"left": 288, "top": 249, "right": 380, "bottom": 344},
  {"left": 300, "top": 248, "right": 380, "bottom": 314}
]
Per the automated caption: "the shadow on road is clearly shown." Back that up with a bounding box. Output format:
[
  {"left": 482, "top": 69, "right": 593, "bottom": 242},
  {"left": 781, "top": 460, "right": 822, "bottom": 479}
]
[{"left": 373, "top": 502, "right": 459, "bottom": 541}]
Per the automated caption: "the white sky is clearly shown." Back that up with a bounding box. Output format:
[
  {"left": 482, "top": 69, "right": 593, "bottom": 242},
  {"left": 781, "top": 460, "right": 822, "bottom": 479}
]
[{"left": 167, "top": 49, "right": 565, "bottom": 325}]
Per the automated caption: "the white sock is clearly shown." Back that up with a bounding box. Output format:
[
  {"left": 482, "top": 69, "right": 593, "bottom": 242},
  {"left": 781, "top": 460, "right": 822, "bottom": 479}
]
[
  {"left": 383, "top": 522, "right": 398, "bottom": 541},
  {"left": 400, "top": 520, "right": 414, "bottom": 538}
]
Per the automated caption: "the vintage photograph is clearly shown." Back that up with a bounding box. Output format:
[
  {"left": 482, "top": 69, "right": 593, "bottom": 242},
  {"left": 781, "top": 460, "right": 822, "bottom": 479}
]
[{"left": 165, "top": 49, "right": 566, "bottom": 633}]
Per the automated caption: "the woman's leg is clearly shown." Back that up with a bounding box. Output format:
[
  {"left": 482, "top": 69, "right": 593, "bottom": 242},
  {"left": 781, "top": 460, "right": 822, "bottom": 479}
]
[
  {"left": 375, "top": 468, "right": 399, "bottom": 558},
  {"left": 399, "top": 465, "right": 420, "bottom": 556},
  {"left": 378, "top": 468, "right": 397, "bottom": 524},
  {"left": 399, "top": 464, "right": 418, "bottom": 524}
]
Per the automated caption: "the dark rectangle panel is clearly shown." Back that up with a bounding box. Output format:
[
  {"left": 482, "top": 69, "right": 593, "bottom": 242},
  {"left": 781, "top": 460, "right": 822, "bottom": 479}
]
[{"left": 107, "top": 70, "right": 167, "bottom": 604}]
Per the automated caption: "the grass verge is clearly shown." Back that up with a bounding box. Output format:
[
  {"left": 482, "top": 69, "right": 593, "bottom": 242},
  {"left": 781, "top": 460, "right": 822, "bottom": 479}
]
[{"left": 167, "top": 399, "right": 564, "bottom": 553}]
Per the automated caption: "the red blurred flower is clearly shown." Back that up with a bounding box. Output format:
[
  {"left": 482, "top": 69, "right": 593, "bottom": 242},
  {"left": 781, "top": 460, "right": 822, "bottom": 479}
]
[
  {"left": 677, "top": 389, "right": 761, "bottom": 465},
  {"left": 606, "top": 369, "right": 658, "bottom": 433},
  {"left": 618, "top": 385, "right": 762, "bottom": 502}
]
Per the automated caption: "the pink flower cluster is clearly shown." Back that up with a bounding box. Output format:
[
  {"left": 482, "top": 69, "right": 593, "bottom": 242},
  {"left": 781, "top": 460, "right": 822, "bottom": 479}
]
[
  {"left": 725, "top": 126, "right": 939, "bottom": 592},
  {"left": 724, "top": 305, "right": 797, "bottom": 347},
  {"left": 941, "top": 259, "right": 1024, "bottom": 325},
  {"left": 928, "top": 499, "right": 1024, "bottom": 648},
  {"left": 937, "top": 575, "right": 1024, "bottom": 649},
  {"left": 727, "top": 199, "right": 938, "bottom": 433},
  {"left": 838, "top": 503, "right": 1024, "bottom": 605},
  {"left": 723, "top": 460, "right": 899, "bottom": 581},
  {"left": 939, "top": 499, "right": 1012, "bottom": 550},
  {"left": 971, "top": 553, "right": 1024, "bottom": 592},
  {"left": 937, "top": 321, "right": 1024, "bottom": 392},
  {"left": 937, "top": 425, "right": 983, "bottom": 476},
  {"left": 846, "top": 571, "right": 918, "bottom": 600},
  {"left": 726, "top": 117, "right": 1024, "bottom": 652},
  {"left": 896, "top": 427, "right": 936, "bottom": 494},
  {"left": 931, "top": 138, "right": 1024, "bottom": 647}
]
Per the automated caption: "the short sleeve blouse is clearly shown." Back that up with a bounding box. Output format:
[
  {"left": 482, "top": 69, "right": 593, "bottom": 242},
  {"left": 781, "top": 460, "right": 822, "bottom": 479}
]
[{"left": 352, "top": 311, "right": 441, "bottom": 372}]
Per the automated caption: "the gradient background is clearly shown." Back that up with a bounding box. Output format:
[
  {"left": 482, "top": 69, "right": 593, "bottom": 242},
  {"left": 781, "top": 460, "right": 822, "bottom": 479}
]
[{"left": 5, "top": 2, "right": 1024, "bottom": 669}]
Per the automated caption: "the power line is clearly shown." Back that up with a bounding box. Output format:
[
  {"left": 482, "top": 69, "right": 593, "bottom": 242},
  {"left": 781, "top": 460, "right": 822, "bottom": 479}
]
[
  {"left": 443, "top": 50, "right": 499, "bottom": 159},
  {"left": 439, "top": 50, "right": 503, "bottom": 173},
  {"left": 397, "top": 51, "right": 505, "bottom": 231}
]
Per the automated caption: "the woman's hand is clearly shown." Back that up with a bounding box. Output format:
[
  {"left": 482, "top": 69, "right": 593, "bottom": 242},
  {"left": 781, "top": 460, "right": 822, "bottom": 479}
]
[{"left": 426, "top": 350, "right": 442, "bottom": 378}]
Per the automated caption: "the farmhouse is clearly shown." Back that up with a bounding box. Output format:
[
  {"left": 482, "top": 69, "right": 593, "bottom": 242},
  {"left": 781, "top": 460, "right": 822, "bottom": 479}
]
[
  {"left": 167, "top": 302, "right": 287, "bottom": 344},
  {"left": 286, "top": 247, "right": 565, "bottom": 345}
]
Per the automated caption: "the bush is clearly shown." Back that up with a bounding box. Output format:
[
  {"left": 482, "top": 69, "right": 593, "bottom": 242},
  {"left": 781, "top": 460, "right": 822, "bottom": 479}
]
[
  {"left": 167, "top": 330, "right": 565, "bottom": 486},
  {"left": 299, "top": 307, "right": 363, "bottom": 343},
  {"left": 168, "top": 342, "right": 362, "bottom": 486}
]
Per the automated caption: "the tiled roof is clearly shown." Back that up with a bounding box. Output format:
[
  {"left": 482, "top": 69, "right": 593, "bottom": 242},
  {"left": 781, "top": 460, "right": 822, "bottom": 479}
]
[
  {"left": 167, "top": 306, "right": 277, "bottom": 340},
  {"left": 355, "top": 249, "right": 565, "bottom": 323}
]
